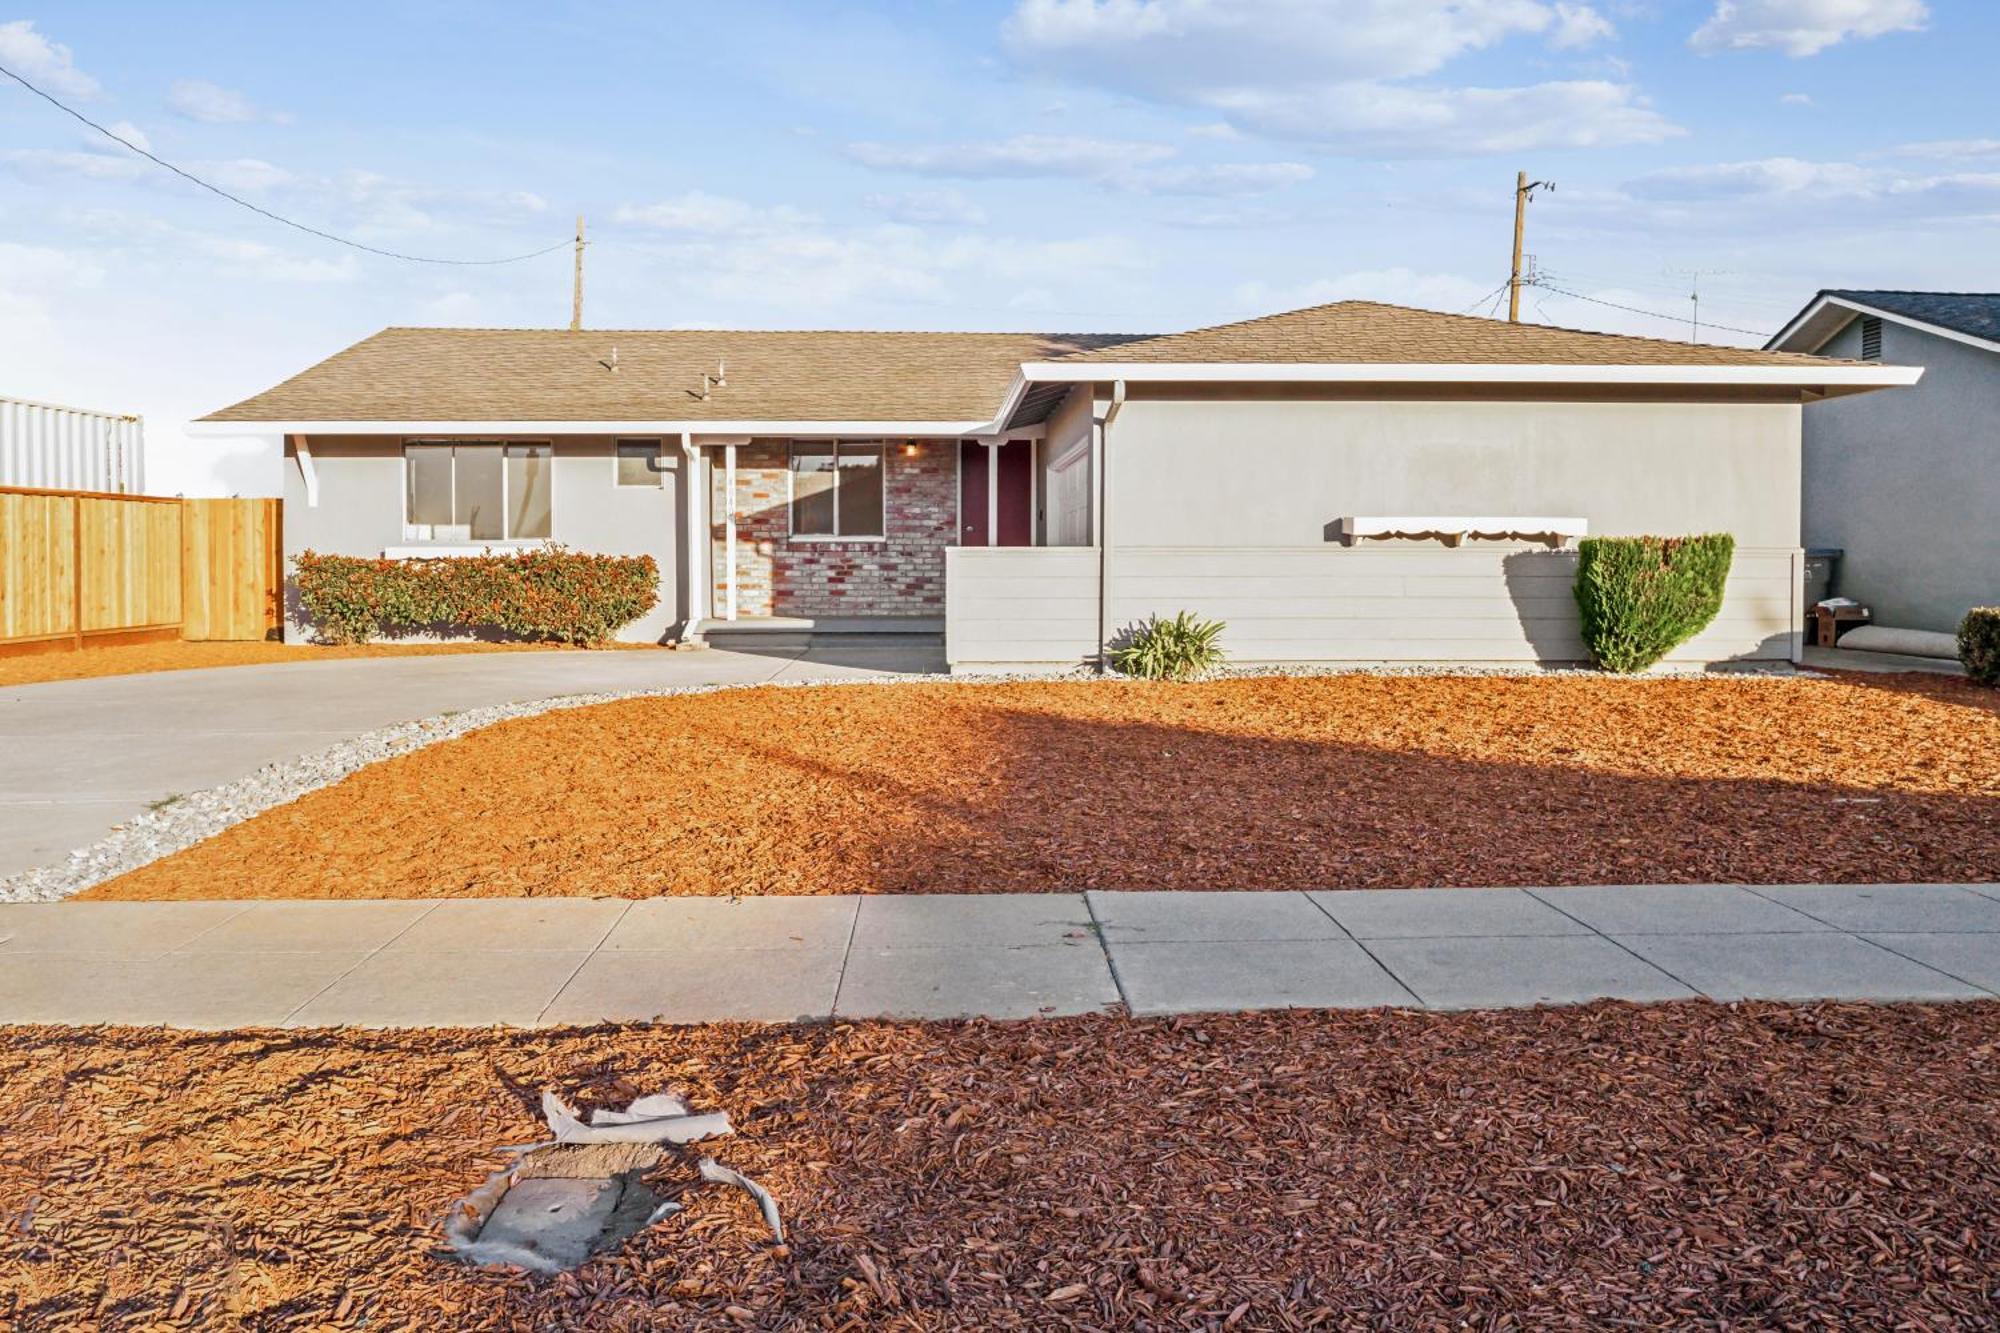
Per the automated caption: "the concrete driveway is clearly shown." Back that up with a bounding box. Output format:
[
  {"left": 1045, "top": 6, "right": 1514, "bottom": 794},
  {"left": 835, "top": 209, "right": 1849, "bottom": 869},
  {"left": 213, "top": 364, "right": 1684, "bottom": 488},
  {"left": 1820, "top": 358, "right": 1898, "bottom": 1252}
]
[{"left": 0, "top": 640, "right": 942, "bottom": 878}]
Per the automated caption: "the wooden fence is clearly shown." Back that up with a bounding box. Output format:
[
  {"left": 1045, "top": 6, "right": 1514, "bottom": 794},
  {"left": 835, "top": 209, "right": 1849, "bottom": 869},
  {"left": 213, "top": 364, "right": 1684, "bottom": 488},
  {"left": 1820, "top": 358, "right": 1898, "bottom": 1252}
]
[{"left": 0, "top": 487, "right": 281, "bottom": 655}]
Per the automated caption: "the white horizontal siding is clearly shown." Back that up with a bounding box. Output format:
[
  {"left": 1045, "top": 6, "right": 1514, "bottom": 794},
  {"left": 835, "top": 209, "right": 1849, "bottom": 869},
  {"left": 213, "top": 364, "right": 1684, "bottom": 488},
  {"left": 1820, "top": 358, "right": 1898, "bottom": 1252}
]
[{"left": 946, "top": 544, "right": 1801, "bottom": 670}]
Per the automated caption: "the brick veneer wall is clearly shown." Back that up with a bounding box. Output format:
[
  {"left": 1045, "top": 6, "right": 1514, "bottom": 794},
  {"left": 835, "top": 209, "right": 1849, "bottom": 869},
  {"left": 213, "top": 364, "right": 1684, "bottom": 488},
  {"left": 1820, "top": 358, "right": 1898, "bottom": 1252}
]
[{"left": 711, "top": 439, "right": 957, "bottom": 618}]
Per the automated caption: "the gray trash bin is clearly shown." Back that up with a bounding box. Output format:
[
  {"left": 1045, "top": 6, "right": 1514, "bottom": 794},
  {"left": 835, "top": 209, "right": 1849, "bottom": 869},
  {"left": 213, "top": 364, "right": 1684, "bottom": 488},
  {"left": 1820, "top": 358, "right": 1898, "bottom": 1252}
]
[{"left": 1804, "top": 547, "right": 1843, "bottom": 608}]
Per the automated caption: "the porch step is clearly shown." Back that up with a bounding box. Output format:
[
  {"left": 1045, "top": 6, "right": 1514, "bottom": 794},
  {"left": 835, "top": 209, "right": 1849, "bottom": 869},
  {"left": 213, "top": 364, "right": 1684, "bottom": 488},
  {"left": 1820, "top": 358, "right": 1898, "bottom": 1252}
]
[{"left": 697, "top": 616, "right": 943, "bottom": 653}]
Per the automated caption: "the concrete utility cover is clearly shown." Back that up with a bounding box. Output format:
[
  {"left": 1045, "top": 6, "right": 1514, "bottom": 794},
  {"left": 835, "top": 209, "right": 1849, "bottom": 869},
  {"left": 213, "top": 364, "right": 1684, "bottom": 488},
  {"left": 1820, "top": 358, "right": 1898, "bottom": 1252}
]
[{"left": 476, "top": 1177, "right": 625, "bottom": 1273}]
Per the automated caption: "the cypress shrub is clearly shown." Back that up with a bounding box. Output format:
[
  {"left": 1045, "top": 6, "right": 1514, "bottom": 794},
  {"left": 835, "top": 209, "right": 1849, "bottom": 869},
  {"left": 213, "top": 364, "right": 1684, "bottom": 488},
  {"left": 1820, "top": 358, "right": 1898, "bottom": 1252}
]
[
  {"left": 1572, "top": 534, "right": 1735, "bottom": 673},
  {"left": 294, "top": 547, "right": 658, "bottom": 646},
  {"left": 1959, "top": 607, "right": 2000, "bottom": 685}
]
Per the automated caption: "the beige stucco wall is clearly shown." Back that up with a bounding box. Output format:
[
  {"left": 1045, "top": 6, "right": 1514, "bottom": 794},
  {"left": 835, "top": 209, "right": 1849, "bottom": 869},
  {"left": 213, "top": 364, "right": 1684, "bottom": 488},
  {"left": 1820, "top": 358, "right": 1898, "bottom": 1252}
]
[
  {"left": 1104, "top": 392, "right": 1802, "bottom": 548},
  {"left": 282, "top": 435, "right": 684, "bottom": 643}
]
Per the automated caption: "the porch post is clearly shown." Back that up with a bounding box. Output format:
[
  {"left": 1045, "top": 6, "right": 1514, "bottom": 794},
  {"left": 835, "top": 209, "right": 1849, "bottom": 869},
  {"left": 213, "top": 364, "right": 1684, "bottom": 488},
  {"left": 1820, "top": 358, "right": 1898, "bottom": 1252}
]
[
  {"left": 679, "top": 432, "right": 706, "bottom": 637},
  {"left": 723, "top": 442, "right": 739, "bottom": 621},
  {"left": 983, "top": 439, "right": 1000, "bottom": 546},
  {"left": 1095, "top": 381, "right": 1126, "bottom": 673}
]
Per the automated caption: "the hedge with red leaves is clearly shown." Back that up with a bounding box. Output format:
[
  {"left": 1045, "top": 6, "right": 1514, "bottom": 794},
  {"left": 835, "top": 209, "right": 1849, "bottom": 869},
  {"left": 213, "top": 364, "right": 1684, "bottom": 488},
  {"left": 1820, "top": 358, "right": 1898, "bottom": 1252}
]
[{"left": 294, "top": 547, "right": 659, "bottom": 646}]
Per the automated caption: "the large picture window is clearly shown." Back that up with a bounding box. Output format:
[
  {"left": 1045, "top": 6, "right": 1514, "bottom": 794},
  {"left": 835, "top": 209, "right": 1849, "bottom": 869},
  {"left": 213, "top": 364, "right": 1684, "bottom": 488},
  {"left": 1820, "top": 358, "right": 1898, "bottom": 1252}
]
[
  {"left": 403, "top": 443, "right": 552, "bottom": 542},
  {"left": 790, "top": 441, "right": 883, "bottom": 538}
]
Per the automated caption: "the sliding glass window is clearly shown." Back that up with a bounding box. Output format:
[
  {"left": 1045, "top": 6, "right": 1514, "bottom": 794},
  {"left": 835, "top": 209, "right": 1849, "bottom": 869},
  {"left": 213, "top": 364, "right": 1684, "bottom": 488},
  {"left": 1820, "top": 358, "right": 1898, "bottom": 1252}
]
[{"left": 402, "top": 443, "right": 552, "bottom": 541}]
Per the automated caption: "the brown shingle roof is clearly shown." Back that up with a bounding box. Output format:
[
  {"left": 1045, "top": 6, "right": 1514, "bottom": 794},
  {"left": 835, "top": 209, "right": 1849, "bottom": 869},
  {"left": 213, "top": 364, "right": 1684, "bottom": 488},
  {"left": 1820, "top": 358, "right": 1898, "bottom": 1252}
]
[
  {"left": 1062, "top": 300, "right": 1860, "bottom": 367},
  {"left": 201, "top": 328, "right": 1143, "bottom": 424},
  {"left": 203, "top": 301, "right": 1869, "bottom": 424}
]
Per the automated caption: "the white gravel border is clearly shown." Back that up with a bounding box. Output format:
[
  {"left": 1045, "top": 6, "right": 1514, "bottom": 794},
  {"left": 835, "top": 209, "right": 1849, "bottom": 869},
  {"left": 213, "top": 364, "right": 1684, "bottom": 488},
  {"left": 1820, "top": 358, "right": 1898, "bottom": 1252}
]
[{"left": 0, "top": 661, "right": 1809, "bottom": 903}]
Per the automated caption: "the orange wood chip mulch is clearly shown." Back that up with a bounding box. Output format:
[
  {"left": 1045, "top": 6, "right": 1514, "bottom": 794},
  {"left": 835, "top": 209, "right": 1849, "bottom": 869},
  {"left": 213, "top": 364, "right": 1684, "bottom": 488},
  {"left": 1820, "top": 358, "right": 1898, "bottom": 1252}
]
[
  {"left": 0, "top": 639, "right": 656, "bottom": 690},
  {"left": 89, "top": 672, "right": 1999, "bottom": 900},
  {"left": 1, "top": 1003, "right": 1996, "bottom": 1329}
]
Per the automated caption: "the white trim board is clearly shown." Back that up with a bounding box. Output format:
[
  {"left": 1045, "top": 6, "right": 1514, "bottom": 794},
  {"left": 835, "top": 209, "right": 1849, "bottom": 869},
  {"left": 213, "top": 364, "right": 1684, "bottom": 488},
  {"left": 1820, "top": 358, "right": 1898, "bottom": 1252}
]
[
  {"left": 1015, "top": 361, "right": 1921, "bottom": 388},
  {"left": 191, "top": 419, "right": 996, "bottom": 437}
]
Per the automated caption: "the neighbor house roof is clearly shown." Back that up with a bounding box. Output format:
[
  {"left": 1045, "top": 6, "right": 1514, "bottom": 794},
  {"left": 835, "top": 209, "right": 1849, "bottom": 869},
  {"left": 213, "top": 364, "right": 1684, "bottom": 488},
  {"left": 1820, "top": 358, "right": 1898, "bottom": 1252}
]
[
  {"left": 1768, "top": 289, "right": 2000, "bottom": 356},
  {"left": 200, "top": 300, "right": 1911, "bottom": 431},
  {"left": 1063, "top": 301, "right": 1853, "bottom": 368},
  {"left": 201, "top": 328, "right": 1144, "bottom": 425}
]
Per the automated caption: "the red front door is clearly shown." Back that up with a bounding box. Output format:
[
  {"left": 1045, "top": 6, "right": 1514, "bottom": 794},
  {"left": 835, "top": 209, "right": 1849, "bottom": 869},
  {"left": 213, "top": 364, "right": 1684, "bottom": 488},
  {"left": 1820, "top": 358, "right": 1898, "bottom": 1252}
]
[{"left": 960, "top": 440, "right": 1033, "bottom": 546}]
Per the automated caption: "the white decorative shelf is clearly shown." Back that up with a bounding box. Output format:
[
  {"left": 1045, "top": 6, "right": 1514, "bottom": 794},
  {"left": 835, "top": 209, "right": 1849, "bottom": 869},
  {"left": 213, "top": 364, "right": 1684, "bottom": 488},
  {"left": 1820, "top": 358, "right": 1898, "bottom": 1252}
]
[{"left": 1333, "top": 516, "right": 1588, "bottom": 548}]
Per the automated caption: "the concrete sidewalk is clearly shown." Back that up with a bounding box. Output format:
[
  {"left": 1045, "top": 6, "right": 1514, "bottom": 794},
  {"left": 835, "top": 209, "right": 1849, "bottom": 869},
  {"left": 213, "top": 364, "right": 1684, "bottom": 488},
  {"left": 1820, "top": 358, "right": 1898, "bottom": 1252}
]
[{"left": 1, "top": 883, "right": 1995, "bottom": 1028}]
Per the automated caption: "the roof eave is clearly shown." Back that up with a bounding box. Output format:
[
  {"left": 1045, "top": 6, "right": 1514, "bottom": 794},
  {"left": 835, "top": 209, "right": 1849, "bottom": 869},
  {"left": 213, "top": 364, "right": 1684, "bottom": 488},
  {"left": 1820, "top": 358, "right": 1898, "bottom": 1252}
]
[
  {"left": 1018, "top": 361, "right": 1923, "bottom": 389},
  {"left": 188, "top": 417, "right": 1004, "bottom": 437},
  {"left": 1768, "top": 293, "right": 2000, "bottom": 359}
]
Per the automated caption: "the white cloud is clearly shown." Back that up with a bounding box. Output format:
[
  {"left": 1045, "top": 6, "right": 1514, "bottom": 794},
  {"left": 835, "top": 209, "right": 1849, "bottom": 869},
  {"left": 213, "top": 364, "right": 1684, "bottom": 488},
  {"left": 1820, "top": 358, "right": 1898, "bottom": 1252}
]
[
  {"left": 1629, "top": 156, "right": 1881, "bottom": 201},
  {"left": 189, "top": 236, "right": 358, "bottom": 283},
  {"left": 0, "top": 20, "right": 99, "bottom": 97},
  {"left": 612, "top": 191, "right": 816, "bottom": 235},
  {"left": 1690, "top": 0, "right": 1928, "bottom": 58},
  {"left": 1001, "top": 0, "right": 1669, "bottom": 155},
  {"left": 1892, "top": 139, "right": 2000, "bottom": 161},
  {"left": 847, "top": 134, "right": 1174, "bottom": 179},
  {"left": 1780, "top": 91, "right": 1814, "bottom": 105},
  {"left": 1005, "top": 0, "right": 1569, "bottom": 88},
  {"left": 167, "top": 78, "right": 289, "bottom": 125},
  {"left": 847, "top": 132, "right": 1310, "bottom": 195},
  {"left": 1550, "top": 4, "right": 1615, "bottom": 48},
  {"left": 1212, "top": 80, "right": 1677, "bottom": 155},
  {"left": 1600, "top": 155, "right": 2000, "bottom": 237},
  {"left": 1123, "top": 160, "right": 1314, "bottom": 194},
  {"left": 1, "top": 147, "right": 149, "bottom": 182},
  {"left": 862, "top": 189, "right": 989, "bottom": 226},
  {"left": 102, "top": 121, "right": 152, "bottom": 152}
]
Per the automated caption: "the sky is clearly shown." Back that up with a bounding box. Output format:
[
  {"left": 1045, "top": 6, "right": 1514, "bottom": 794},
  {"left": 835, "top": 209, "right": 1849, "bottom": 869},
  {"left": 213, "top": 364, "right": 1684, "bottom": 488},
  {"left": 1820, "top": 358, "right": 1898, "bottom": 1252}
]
[{"left": 2, "top": 0, "right": 1994, "bottom": 496}]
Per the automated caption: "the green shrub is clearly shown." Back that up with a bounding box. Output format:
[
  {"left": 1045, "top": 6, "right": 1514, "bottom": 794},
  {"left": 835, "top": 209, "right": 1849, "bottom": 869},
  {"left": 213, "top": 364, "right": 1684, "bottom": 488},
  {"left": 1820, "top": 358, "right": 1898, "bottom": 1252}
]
[
  {"left": 1959, "top": 607, "right": 2000, "bottom": 686},
  {"left": 1110, "top": 611, "right": 1226, "bottom": 680},
  {"left": 1572, "top": 534, "right": 1735, "bottom": 673},
  {"left": 294, "top": 547, "right": 659, "bottom": 646}
]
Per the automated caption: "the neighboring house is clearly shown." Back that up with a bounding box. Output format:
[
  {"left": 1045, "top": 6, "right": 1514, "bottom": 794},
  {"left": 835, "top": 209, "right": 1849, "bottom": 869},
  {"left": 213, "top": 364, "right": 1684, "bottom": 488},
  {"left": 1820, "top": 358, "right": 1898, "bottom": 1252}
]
[
  {"left": 1768, "top": 290, "right": 2000, "bottom": 635},
  {"left": 1, "top": 394, "right": 145, "bottom": 494},
  {"left": 192, "top": 301, "right": 1913, "bottom": 669}
]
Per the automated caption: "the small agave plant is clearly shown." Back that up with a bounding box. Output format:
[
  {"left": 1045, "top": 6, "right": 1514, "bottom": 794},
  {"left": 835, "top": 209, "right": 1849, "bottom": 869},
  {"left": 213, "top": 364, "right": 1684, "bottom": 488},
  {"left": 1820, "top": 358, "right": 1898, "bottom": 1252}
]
[{"left": 1110, "top": 611, "right": 1226, "bottom": 681}]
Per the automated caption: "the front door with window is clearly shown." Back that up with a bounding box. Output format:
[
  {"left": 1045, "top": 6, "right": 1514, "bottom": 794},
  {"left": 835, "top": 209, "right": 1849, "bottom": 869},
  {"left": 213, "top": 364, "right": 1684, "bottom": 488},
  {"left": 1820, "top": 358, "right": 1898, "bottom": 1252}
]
[{"left": 959, "top": 440, "right": 1033, "bottom": 546}]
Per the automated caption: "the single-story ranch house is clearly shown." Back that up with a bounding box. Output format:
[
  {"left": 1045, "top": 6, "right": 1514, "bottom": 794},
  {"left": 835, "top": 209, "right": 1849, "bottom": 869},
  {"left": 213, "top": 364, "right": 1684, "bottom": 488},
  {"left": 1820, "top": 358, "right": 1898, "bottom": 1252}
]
[{"left": 195, "top": 301, "right": 1917, "bottom": 670}]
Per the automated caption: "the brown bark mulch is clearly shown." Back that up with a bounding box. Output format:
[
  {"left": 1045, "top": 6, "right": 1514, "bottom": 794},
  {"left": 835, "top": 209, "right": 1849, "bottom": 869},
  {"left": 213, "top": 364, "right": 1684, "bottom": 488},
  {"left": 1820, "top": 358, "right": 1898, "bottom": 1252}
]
[
  {"left": 90, "top": 672, "right": 1999, "bottom": 900},
  {"left": 1, "top": 1002, "right": 1996, "bottom": 1329}
]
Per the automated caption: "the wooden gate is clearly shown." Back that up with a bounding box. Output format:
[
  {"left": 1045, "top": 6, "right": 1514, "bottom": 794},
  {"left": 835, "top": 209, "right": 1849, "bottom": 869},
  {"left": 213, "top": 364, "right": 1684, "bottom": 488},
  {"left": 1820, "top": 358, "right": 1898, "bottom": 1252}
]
[
  {"left": 0, "top": 487, "right": 281, "bottom": 655},
  {"left": 181, "top": 498, "right": 283, "bottom": 640}
]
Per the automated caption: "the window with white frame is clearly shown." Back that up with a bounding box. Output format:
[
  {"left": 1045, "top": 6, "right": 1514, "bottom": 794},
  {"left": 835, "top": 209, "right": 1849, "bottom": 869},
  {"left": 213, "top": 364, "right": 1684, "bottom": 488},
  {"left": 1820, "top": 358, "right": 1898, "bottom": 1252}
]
[
  {"left": 615, "top": 438, "right": 662, "bottom": 487},
  {"left": 403, "top": 442, "right": 552, "bottom": 541},
  {"left": 789, "top": 441, "right": 884, "bottom": 538}
]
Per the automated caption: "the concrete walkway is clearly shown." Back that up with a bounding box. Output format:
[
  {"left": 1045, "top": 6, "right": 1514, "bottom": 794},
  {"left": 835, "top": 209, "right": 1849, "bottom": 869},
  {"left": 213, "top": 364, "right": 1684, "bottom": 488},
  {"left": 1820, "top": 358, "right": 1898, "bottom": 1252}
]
[
  {"left": 1, "top": 883, "right": 1995, "bottom": 1029},
  {"left": 0, "top": 641, "right": 941, "bottom": 878}
]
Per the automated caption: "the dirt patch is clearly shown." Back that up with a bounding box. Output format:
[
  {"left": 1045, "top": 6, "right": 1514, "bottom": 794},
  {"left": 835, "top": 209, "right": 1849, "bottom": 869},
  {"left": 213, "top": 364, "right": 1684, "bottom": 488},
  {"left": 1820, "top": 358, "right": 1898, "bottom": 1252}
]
[
  {"left": 0, "top": 639, "right": 660, "bottom": 689},
  {"left": 0, "top": 1003, "right": 1995, "bottom": 1328},
  {"left": 90, "top": 672, "right": 2000, "bottom": 900}
]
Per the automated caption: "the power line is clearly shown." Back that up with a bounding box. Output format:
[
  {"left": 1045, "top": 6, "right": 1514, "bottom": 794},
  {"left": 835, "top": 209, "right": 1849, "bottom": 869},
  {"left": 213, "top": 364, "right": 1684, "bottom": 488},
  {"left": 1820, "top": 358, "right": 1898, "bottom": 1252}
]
[
  {"left": 1526, "top": 281, "right": 1775, "bottom": 339},
  {"left": 1459, "top": 279, "right": 1512, "bottom": 316},
  {"left": 0, "top": 59, "right": 570, "bottom": 266}
]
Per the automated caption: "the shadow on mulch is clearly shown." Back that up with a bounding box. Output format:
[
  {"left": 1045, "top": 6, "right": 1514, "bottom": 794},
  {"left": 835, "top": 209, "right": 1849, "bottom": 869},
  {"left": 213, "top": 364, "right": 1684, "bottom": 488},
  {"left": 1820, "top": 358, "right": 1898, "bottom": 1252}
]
[{"left": 86, "top": 676, "right": 1999, "bottom": 899}]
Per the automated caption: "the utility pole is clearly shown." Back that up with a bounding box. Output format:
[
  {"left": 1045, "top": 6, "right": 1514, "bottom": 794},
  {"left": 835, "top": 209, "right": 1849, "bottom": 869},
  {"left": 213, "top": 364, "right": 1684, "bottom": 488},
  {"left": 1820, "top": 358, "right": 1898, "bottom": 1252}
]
[
  {"left": 1508, "top": 171, "right": 1552, "bottom": 322},
  {"left": 570, "top": 215, "right": 586, "bottom": 332}
]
